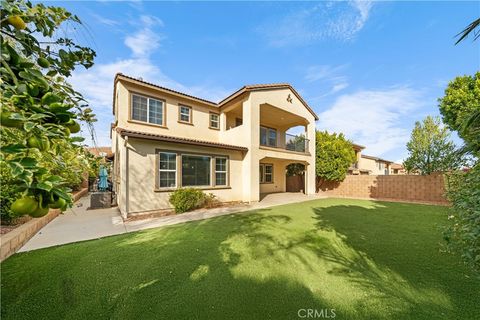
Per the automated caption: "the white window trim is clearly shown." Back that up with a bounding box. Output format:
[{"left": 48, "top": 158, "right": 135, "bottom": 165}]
[
  {"left": 132, "top": 94, "right": 165, "bottom": 125},
  {"left": 214, "top": 157, "right": 228, "bottom": 186},
  {"left": 260, "top": 163, "right": 274, "bottom": 184},
  {"left": 158, "top": 152, "right": 177, "bottom": 188},
  {"left": 179, "top": 105, "right": 192, "bottom": 123},
  {"left": 210, "top": 113, "right": 219, "bottom": 129}
]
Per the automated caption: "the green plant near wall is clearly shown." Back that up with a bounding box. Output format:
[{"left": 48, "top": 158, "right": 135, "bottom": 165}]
[{"left": 0, "top": 0, "right": 96, "bottom": 218}]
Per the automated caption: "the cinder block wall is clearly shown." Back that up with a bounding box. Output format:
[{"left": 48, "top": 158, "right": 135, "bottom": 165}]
[{"left": 316, "top": 174, "right": 448, "bottom": 205}]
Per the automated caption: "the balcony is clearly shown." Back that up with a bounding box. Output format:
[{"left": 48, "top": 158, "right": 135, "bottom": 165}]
[{"left": 260, "top": 128, "right": 309, "bottom": 154}]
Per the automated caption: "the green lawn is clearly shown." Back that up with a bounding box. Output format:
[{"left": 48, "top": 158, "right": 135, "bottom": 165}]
[{"left": 1, "top": 198, "right": 479, "bottom": 319}]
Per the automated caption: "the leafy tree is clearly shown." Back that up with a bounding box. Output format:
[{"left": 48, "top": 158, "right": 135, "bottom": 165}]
[
  {"left": 403, "top": 116, "right": 463, "bottom": 175},
  {"left": 286, "top": 163, "right": 305, "bottom": 176},
  {"left": 315, "top": 131, "right": 355, "bottom": 182},
  {"left": 0, "top": 0, "right": 96, "bottom": 219},
  {"left": 438, "top": 72, "right": 480, "bottom": 150}
]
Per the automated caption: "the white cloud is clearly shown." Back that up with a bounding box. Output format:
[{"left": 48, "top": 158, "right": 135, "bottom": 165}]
[
  {"left": 305, "top": 64, "right": 350, "bottom": 97},
  {"left": 260, "top": 1, "right": 374, "bottom": 47},
  {"left": 90, "top": 13, "right": 120, "bottom": 27},
  {"left": 71, "top": 15, "right": 230, "bottom": 147},
  {"left": 317, "top": 87, "right": 426, "bottom": 157}
]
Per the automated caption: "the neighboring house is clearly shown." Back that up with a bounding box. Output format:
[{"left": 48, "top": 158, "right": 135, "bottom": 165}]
[
  {"left": 111, "top": 74, "right": 318, "bottom": 217},
  {"left": 348, "top": 143, "right": 370, "bottom": 175},
  {"left": 86, "top": 147, "right": 114, "bottom": 161},
  {"left": 360, "top": 155, "right": 392, "bottom": 175},
  {"left": 390, "top": 163, "right": 406, "bottom": 175},
  {"left": 348, "top": 144, "right": 393, "bottom": 175}
]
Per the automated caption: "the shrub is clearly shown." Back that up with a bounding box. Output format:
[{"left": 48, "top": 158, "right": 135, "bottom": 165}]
[
  {"left": 169, "top": 188, "right": 206, "bottom": 213},
  {"left": 204, "top": 193, "right": 220, "bottom": 208},
  {"left": 444, "top": 164, "right": 480, "bottom": 273},
  {"left": 0, "top": 162, "right": 21, "bottom": 223}
]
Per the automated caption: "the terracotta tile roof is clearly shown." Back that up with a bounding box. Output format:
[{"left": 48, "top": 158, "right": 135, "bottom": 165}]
[
  {"left": 86, "top": 147, "right": 113, "bottom": 158},
  {"left": 116, "top": 128, "right": 248, "bottom": 152},
  {"left": 361, "top": 154, "right": 393, "bottom": 163},
  {"left": 352, "top": 143, "right": 365, "bottom": 150},
  {"left": 391, "top": 163, "right": 404, "bottom": 170},
  {"left": 113, "top": 74, "right": 319, "bottom": 120},
  {"left": 218, "top": 83, "right": 319, "bottom": 120}
]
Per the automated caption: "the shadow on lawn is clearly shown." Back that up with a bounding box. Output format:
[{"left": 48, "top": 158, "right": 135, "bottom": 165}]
[{"left": 2, "top": 203, "right": 479, "bottom": 320}]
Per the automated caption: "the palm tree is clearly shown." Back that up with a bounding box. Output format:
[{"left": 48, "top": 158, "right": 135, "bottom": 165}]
[{"left": 455, "top": 18, "right": 480, "bottom": 44}]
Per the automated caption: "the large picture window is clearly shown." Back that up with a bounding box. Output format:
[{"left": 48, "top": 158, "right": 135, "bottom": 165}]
[
  {"left": 182, "top": 155, "right": 211, "bottom": 187},
  {"left": 260, "top": 126, "right": 277, "bottom": 147},
  {"left": 159, "top": 152, "right": 176, "bottom": 188},
  {"left": 215, "top": 157, "right": 227, "bottom": 186},
  {"left": 132, "top": 94, "right": 164, "bottom": 125}
]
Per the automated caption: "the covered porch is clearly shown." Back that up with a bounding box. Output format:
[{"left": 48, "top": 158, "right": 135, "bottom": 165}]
[{"left": 259, "top": 157, "right": 310, "bottom": 198}]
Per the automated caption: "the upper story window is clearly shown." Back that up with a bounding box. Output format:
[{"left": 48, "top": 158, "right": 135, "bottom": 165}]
[
  {"left": 132, "top": 94, "right": 164, "bottom": 126},
  {"left": 179, "top": 105, "right": 192, "bottom": 124},
  {"left": 378, "top": 162, "right": 385, "bottom": 170},
  {"left": 260, "top": 126, "right": 277, "bottom": 147},
  {"left": 210, "top": 113, "right": 220, "bottom": 129}
]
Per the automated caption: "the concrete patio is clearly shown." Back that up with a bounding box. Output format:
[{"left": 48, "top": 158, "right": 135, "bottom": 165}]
[{"left": 19, "top": 192, "right": 326, "bottom": 252}]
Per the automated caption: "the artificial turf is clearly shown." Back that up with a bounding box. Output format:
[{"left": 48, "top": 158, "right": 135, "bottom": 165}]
[{"left": 1, "top": 198, "right": 479, "bottom": 319}]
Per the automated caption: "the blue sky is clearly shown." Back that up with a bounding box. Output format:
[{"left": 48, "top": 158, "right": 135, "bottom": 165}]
[{"left": 57, "top": 1, "right": 479, "bottom": 162}]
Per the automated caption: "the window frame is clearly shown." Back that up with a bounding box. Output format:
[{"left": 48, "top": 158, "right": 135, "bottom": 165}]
[
  {"left": 259, "top": 163, "right": 274, "bottom": 184},
  {"left": 214, "top": 157, "right": 228, "bottom": 186},
  {"left": 260, "top": 126, "right": 277, "bottom": 147},
  {"left": 157, "top": 151, "right": 177, "bottom": 189},
  {"left": 181, "top": 153, "right": 212, "bottom": 187},
  {"left": 209, "top": 112, "right": 220, "bottom": 130},
  {"left": 130, "top": 93, "right": 166, "bottom": 127},
  {"left": 155, "top": 149, "right": 230, "bottom": 191},
  {"left": 178, "top": 104, "right": 193, "bottom": 124}
]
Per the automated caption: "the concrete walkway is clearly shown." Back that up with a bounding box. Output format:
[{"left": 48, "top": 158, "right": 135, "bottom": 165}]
[{"left": 19, "top": 192, "right": 325, "bottom": 252}]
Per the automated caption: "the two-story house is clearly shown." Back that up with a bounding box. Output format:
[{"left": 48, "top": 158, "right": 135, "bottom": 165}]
[
  {"left": 111, "top": 74, "right": 318, "bottom": 217},
  {"left": 348, "top": 143, "right": 393, "bottom": 175}
]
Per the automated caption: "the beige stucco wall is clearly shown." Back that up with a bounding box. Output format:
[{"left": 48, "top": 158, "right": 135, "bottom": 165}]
[
  {"left": 359, "top": 157, "right": 391, "bottom": 175},
  {"left": 118, "top": 137, "right": 245, "bottom": 216},
  {"left": 115, "top": 81, "right": 221, "bottom": 142}
]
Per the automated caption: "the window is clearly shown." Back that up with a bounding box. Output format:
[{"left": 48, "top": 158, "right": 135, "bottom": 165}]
[
  {"left": 179, "top": 105, "right": 192, "bottom": 123},
  {"left": 378, "top": 162, "right": 385, "bottom": 170},
  {"left": 215, "top": 157, "right": 227, "bottom": 186},
  {"left": 260, "top": 126, "right": 277, "bottom": 147},
  {"left": 260, "top": 164, "right": 273, "bottom": 183},
  {"left": 132, "top": 94, "right": 164, "bottom": 125},
  {"left": 182, "top": 155, "right": 211, "bottom": 186},
  {"left": 210, "top": 113, "right": 219, "bottom": 129},
  {"left": 159, "top": 152, "right": 176, "bottom": 188}
]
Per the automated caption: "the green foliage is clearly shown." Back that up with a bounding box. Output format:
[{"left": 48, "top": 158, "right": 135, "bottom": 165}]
[
  {"left": 315, "top": 130, "right": 355, "bottom": 182},
  {"left": 286, "top": 163, "right": 305, "bottom": 176},
  {"left": 444, "top": 164, "right": 480, "bottom": 273},
  {"left": 0, "top": 161, "right": 20, "bottom": 221},
  {"left": 403, "top": 116, "right": 464, "bottom": 175},
  {"left": 0, "top": 0, "right": 97, "bottom": 217},
  {"left": 169, "top": 188, "right": 207, "bottom": 213},
  {"left": 438, "top": 72, "right": 480, "bottom": 151}
]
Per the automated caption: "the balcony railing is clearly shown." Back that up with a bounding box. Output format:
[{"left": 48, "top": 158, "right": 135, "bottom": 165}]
[
  {"left": 285, "top": 133, "right": 309, "bottom": 153},
  {"left": 259, "top": 129, "right": 310, "bottom": 153}
]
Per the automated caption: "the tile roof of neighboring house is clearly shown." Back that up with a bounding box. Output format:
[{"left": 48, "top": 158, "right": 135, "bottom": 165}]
[
  {"left": 352, "top": 143, "right": 365, "bottom": 150},
  {"left": 391, "top": 163, "right": 404, "bottom": 170},
  {"left": 116, "top": 128, "right": 248, "bottom": 152},
  {"left": 86, "top": 146, "right": 113, "bottom": 158},
  {"left": 361, "top": 154, "right": 393, "bottom": 163},
  {"left": 113, "top": 73, "right": 319, "bottom": 120}
]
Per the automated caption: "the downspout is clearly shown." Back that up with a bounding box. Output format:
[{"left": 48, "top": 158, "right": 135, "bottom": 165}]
[{"left": 124, "top": 136, "right": 130, "bottom": 216}]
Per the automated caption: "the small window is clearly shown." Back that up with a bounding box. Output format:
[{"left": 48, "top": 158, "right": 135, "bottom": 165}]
[
  {"left": 210, "top": 113, "right": 219, "bottom": 129},
  {"left": 179, "top": 105, "right": 192, "bottom": 123},
  {"left": 215, "top": 157, "right": 227, "bottom": 186},
  {"left": 260, "top": 164, "right": 273, "bottom": 183},
  {"left": 132, "top": 94, "right": 164, "bottom": 125},
  {"left": 182, "top": 155, "right": 211, "bottom": 186},
  {"left": 159, "top": 152, "right": 176, "bottom": 188}
]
